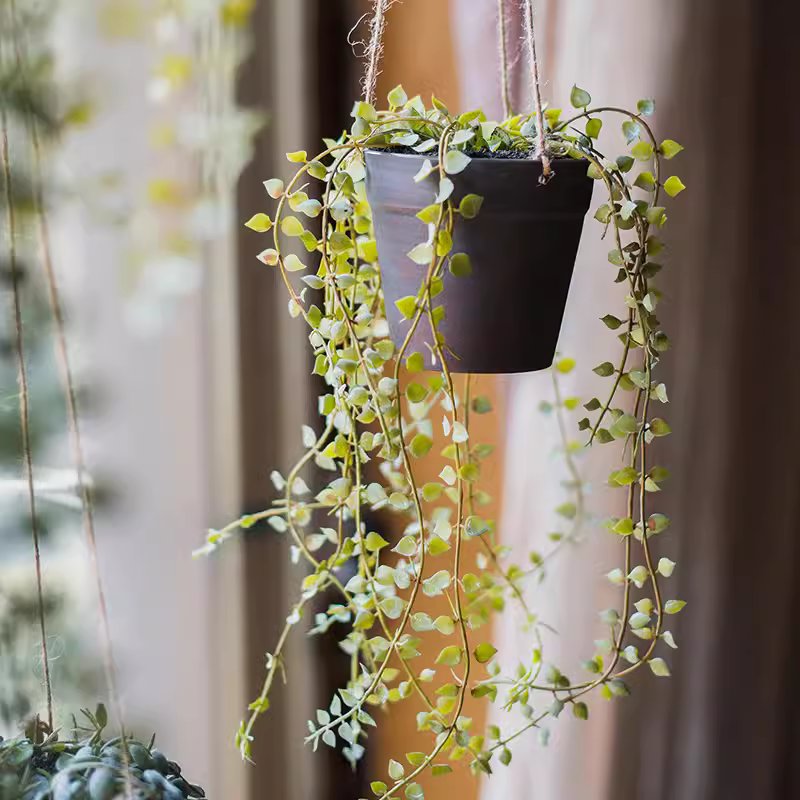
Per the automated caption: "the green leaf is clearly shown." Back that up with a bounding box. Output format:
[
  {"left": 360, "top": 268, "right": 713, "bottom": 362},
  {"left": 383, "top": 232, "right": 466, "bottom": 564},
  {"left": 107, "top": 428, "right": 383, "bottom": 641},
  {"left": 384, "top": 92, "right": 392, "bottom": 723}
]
[
  {"left": 649, "top": 657, "right": 671, "bottom": 677},
  {"left": 307, "top": 161, "right": 328, "bottom": 181},
  {"left": 593, "top": 361, "right": 615, "bottom": 377},
  {"left": 615, "top": 413, "right": 639, "bottom": 434},
  {"left": 474, "top": 643, "right": 497, "bottom": 663},
  {"left": 572, "top": 702, "right": 589, "bottom": 720},
  {"left": 263, "top": 178, "right": 284, "bottom": 198},
  {"left": 664, "top": 175, "right": 686, "bottom": 197},
  {"left": 449, "top": 252, "right": 472, "bottom": 277},
  {"left": 657, "top": 557, "right": 676, "bottom": 577},
  {"left": 297, "top": 199, "right": 322, "bottom": 218},
  {"left": 365, "top": 531, "right": 389, "bottom": 552},
  {"left": 664, "top": 599, "right": 686, "bottom": 614},
  {"left": 413, "top": 159, "right": 436, "bottom": 183},
  {"left": 661, "top": 631, "right": 678, "bottom": 649},
  {"left": 416, "top": 203, "right": 441, "bottom": 224},
  {"left": 556, "top": 502, "right": 577, "bottom": 519},
  {"left": 450, "top": 128, "right": 475, "bottom": 146},
  {"left": 286, "top": 150, "right": 307, "bottom": 163},
  {"left": 601, "top": 314, "right": 623, "bottom": 330},
  {"left": 585, "top": 117, "right": 602, "bottom": 139},
  {"left": 407, "top": 243, "right": 434, "bottom": 265},
  {"left": 380, "top": 596, "right": 405, "bottom": 620},
  {"left": 406, "top": 382, "right": 428, "bottom": 403},
  {"left": 587, "top": 162, "right": 604, "bottom": 180},
  {"left": 388, "top": 84, "right": 408, "bottom": 108},
  {"left": 631, "top": 141, "right": 654, "bottom": 161},
  {"left": 616, "top": 155, "right": 634, "bottom": 173},
  {"left": 555, "top": 357, "right": 576, "bottom": 373},
  {"left": 608, "top": 248, "right": 625, "bottom": 266},
  {"left": 612, "top": 517, "right": 634, "bottom": 536},
  {"left": 439, "top": 465, "right": 456, "bottom": 485},
  {"left": 388, "top": 759, "right": 405, "bottom": 780},
  {"left": 570, "top": 85, "right": 591, "bottom": 108},
  {"left": 371, "top": 781, "right": 388, "bottom": 795},
  {"left": 283, "top": 254, "right": 305, "bottom": 272},
  {"left": 409, "top": 433, "right": 433, "bottom": 458},
  {"left": 659, "top": 138, "right": 684, "bottom": 159},
  {"left": 649, "top": 418, "right": 672, "bottom": 436},
  {"left": 629, "top": 611, "right": 651, "bottom": 629},
  {"left": 634, "top": 171, "right": 656, "bottom": 191},
  {"left": 395, "top": 296, "right": 417, "bottom": 319},
  {"left": 622, "top": 120, "right": 641, "bottom": 143},
  {"left": 422, "top": 482, "right": 442, "bottom": 501},
  {"left": 472, "top": 395, "right": 493, "bottom": 414},
  {"left": 435, "top": 177, "right": 455, "bottom": 203},
  {"left": 280, "top": 216, "right": 304, "bottom": 237},
  {"left": 594, "top": 203, "right": 612, "bottom": 223},
  {"left": 245, "top": 212, "right": 273, "bottom": 232},
  {"left": 637, "top": 98, "right": 655, "bottom": 116},
  {"left": 394, "top": 536, "right": 418, "bottom": 557},
  {"left": 257, "top": 248, "right": 279, "bottom": 266},
  {"left": 444, "top": 149, "right": 471, "bottom": 175},
  {"left": 422, "top": 570, "right": 451, "bottom": 597},
  {"left": 459, "top": 193, "right": 484, "bottom": 219},
  {"left": 434, "top": 615, "right": 455, "bottom": 635},
  {"left": 612, "top": 467, "right": 639, "bottom": 486},
  {"left": 465, "top": 515, "right": 489, "bottom": 537},
  {"left": 351, "top": 100, "right": 377, "bottom": 122},
  {"left": 435, "top": 645, "right": 463, "bottom": 666},
  {"left": 648, "top": 513, "right": 671, "bottom": 534},
  {"left": 406, "top": 352, "right": 425, "bottom": 373},
  {"left": 428, "top": 536, "right": 450, "bottom": 556}
]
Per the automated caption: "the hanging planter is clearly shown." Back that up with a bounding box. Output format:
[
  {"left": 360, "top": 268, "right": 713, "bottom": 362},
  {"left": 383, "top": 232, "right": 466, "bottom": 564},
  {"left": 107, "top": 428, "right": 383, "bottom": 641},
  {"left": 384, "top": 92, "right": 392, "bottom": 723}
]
[
  {"left": 211, "top": 0, "right": 689, "bottom": 796},
  {"left": 366, "top": 150, "right": 593, "bottom": 373}
]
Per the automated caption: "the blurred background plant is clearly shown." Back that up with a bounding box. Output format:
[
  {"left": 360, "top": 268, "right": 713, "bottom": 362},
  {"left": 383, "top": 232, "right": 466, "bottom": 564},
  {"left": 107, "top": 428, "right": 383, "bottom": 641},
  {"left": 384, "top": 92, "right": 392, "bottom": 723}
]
[
  {"left": 0, "top": 0, "right": 262, "bottom": 743},
  {"left": 0, "top": 0, "right": 102, "bottom": 736},
  {"left": 99, "top": 0, "right": 264, "bottom": 333}
]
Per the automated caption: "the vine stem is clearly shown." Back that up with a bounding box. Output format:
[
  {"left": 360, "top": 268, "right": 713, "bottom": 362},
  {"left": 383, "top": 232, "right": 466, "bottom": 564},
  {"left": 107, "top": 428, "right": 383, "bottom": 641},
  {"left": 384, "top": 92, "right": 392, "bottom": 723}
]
[{"left": 1, "top": 99, "right": 54, "bottom": 733}]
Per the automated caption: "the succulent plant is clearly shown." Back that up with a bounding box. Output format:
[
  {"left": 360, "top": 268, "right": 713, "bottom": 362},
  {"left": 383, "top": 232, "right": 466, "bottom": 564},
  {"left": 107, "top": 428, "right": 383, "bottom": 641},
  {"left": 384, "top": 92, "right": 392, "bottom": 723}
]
[{"left": 0, "top": 707, "right": 204, "bottom": 800}]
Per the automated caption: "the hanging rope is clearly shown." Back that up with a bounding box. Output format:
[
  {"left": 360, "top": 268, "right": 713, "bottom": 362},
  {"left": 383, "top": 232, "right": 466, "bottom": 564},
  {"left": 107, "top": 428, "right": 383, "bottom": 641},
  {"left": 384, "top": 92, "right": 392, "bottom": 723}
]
[
  {"left": 521, "top": 0, "right": 552, "bottom": 181},
  {"left": 496, "top": 0, "right": 513, "bottom": 119},
  {"left": 363, "top": 0, "right": 390, "bottom": 105},
  {"left": 1, "top": 106, "right": 54, "bottom": 730},
  {"left": 8, "top": 2, "right": 131, "bottom": 792}
]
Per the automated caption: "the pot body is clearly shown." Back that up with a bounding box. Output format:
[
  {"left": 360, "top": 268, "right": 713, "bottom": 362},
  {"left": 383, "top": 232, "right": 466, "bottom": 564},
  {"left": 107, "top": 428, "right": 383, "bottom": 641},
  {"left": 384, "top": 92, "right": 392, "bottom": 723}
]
[{"left": 365, "top": 150, "right": 594, "bottom": 374}]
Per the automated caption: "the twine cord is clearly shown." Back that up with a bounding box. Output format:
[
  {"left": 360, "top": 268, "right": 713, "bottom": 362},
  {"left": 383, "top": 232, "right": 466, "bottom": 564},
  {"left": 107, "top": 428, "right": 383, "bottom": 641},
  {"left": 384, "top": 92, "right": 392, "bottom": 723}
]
[
  {"left": 496, "top": 0, "right": 513, "bottom": 118},
  {"left": 521, "top": 0, "right": 553, "bottom": 181},
  {"left": 1, "top": 103, "right": 54, "bottom": 731}
]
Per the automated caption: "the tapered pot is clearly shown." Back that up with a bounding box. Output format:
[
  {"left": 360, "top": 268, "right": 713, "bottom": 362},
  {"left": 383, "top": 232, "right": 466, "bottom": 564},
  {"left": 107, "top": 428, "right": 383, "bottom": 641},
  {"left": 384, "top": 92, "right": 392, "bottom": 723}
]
[{"left": 365, "top": 150, "right": 594, "bottom": 374}]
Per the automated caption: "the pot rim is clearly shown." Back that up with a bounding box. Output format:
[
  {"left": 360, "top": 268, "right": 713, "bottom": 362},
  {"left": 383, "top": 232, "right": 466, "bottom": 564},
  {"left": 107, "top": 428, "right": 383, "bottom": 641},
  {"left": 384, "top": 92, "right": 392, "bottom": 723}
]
[{"left": 365, "top": 148, "right": 585, "bottom": 167}]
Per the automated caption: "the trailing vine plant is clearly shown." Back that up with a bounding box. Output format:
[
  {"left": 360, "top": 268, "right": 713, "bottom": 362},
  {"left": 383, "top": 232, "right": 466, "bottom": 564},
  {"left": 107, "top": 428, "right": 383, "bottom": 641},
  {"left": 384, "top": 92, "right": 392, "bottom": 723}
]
[
  {"left": 198, "top": 76, "right": 685, "bottom": 795},
  {"left": 198, "top": 5, "right": 685, "bottom": 797}
]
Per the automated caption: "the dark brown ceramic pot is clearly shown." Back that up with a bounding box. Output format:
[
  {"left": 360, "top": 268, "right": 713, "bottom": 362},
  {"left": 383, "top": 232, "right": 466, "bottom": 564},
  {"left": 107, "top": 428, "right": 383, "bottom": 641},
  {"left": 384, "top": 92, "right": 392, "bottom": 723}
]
[{"left": 365, "top": 150, "right": 594, "bottom": 374}]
